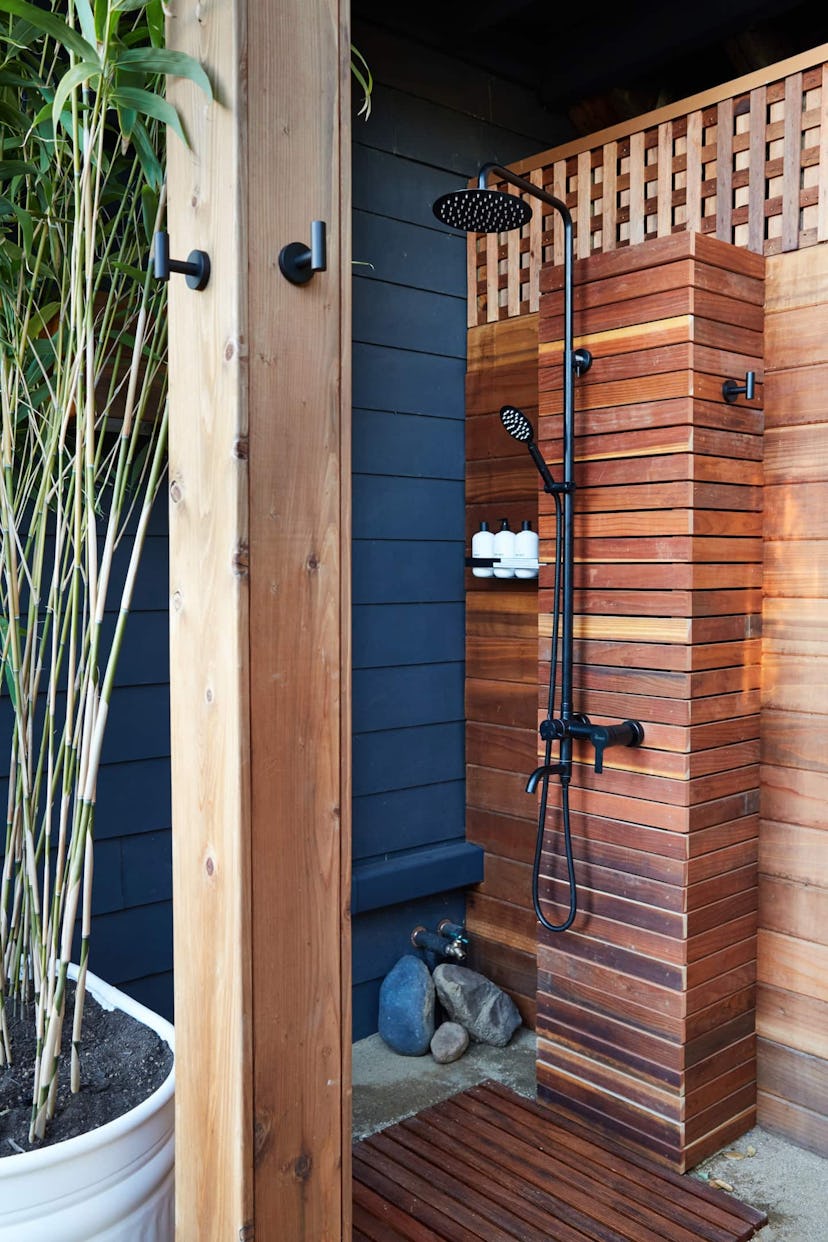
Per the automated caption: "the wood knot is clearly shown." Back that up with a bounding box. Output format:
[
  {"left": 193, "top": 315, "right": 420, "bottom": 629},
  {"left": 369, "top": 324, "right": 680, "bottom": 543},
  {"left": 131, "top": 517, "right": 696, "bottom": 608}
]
[
  {"left": 205, "top": 856, "right": 215, "bottom": 877},
  {"left": 293, "top": 1152, "right": 312, "bottom": 1181},
  {"left": 233, "top": 542, "right": 250, "bottom": 577},
  {"left": 169, "top": 479, "right": 183, "bottom": 504},
  {"left": 253, "top": 1113, "right": 272, "bottom": 1164},
  {"left": 306, "top": 554, "right": 320, "bottom": 573},
  {"left": 233, "top": 436, "right": 249, "bottom": 460}
]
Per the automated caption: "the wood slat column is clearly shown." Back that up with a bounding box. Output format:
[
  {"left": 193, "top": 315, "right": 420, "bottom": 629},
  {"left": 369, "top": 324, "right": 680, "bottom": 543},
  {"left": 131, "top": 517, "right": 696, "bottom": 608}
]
[
  {"left": 464, "top": 315, "right": 540, "bottom": 1027},
  {"left": 535, "top": 233, "right": 764, "bottom": 1172}
]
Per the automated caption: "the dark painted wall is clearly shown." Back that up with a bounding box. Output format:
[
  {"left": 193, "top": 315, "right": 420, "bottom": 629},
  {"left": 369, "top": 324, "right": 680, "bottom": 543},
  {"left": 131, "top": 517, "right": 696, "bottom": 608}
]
[
  {"left": 350, "top": 19, "right": 571, "bottom": 1037},
  {"left": 91, "top": 498, "right": 173, "bottom": 1019},
  {"left": 0, "top": 497, "right": 173, "bottom": 1021},
  {"left": 1, "top": 28, "right": 570, "bottom": 1040}
]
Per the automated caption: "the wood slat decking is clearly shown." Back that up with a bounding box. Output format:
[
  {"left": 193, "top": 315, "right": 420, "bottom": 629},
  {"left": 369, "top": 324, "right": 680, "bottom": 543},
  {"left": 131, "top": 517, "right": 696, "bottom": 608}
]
[{"left": 352, "top": 1081, "right": 768, "bottom": 1241}]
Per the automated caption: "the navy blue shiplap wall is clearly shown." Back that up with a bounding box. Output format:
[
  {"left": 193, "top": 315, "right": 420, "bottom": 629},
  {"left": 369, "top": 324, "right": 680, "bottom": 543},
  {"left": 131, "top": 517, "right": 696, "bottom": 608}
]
[
  {"left": 350, "top": 20, "right": 571, "bottom": 1038},
  {"left": 2, "top": 29, "right": 570, "bottom": 1041},
  {"left": 0, "top": 498, "right": 173, "bottom": 1022},
  {"left": 92, "top": 498, "right": 172, "bottom": 1019}
]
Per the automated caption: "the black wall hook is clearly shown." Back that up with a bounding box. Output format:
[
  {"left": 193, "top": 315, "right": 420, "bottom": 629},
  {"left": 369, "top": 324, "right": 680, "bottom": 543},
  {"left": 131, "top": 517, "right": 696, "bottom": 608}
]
[
  {"left": 279, "top": 220, "right": 327, "bottom": 285},
  {"left": 722, "top": 371, "right": 756, "bottom": 404},
  {"left": 153, "top": 231, "right": 210, "bottom": 291},
  {"left": 573, "top": 346, "right": 592, "bottom": 376}
]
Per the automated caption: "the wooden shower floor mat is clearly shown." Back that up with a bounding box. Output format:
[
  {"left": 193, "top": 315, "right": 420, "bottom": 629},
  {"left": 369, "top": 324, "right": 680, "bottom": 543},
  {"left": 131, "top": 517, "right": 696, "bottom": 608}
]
[{"left": 352, "top": 1080, "right": 768, "bottom": 1241}]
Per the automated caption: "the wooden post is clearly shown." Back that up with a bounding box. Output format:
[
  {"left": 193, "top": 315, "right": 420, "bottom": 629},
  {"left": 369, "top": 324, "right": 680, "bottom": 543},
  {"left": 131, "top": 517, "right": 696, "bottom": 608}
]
[{"left": 166, "top": 1, "right": 351, "bottom": 1237}]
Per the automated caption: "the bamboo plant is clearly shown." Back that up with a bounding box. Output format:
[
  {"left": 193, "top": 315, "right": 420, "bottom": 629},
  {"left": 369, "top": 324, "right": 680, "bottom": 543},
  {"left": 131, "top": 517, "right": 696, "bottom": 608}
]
[{"left": 0, "top": 0, "right": 209, "bottom": 1142}]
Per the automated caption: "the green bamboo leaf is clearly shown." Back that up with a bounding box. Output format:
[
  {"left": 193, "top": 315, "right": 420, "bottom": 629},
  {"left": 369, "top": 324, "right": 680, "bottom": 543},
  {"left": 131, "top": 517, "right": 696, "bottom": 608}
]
[
  {"left": 52, "top": 61, "right": 101, "bottom": 136},
  {"left": 110, "top": 258, "right": 149, "bottom": 280},
  {"left": 351, "top": 44, "right": 373, "bottom": 120},
  {"left": 0, "top": 620, "right": 17, "bottom": 708},
  {"left": 30, "top": 98, "right": 53, "bottom": 127},
  {"left": 146, "top": 0, "right": 163, "bottom": 47},
  {"left": 0, "top": 99, "right": 28, "bottom": 129},
  {"left": 129, "top": 116, "right": 162, "bottom": 189},
  {"left": 11, "top": 203, "right": 32, "bottom": 256},
  {"left": 140, "top": 183, "right": 158, "bottom": 242},
  {"left": 4, "top": 17, "right": 41, "bottom": 51},
  {"left": 72, "top": 0, "right": 97, "bottom": 47},
  {"left": 94, "top": 0, "right": 108, "bottom": 40},
  {"left": 0, "top": 0, "right": 99, "bottom": 62},
  {"left": 0, "top": 160, "right": 34, "bottom": 180},
  {"left": 114, "top": 47, "right": 213, "bottom": 99},
  {"left": 115, "top": 99, "right": 137, "bottom": 140},
  {"left": 111, "top": 85, "right": 186, "bottom": 146}
]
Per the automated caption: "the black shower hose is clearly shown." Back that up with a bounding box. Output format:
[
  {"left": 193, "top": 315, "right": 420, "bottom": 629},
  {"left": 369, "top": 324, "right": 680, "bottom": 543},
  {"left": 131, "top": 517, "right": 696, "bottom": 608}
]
[{"left": 533, "top": 491, "right": 578, "bottom": 933}]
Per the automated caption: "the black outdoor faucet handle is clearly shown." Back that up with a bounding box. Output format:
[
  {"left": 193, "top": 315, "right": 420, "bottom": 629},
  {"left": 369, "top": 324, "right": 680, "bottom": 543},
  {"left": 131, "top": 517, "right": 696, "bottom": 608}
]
[{"left": 590, "top": 720, "right": 645, "bottom": 774}]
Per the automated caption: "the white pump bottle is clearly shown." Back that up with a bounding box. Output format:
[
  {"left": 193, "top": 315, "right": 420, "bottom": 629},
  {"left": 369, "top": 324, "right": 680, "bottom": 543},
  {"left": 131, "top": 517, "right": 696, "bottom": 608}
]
[
  {"left": 471, "top": 520, "right": 494, "bottom": 577},
  {"left": 514, "top": 519, "right": 539, "bottom": 578},
  {"left": 493, "top": 518, "right": 515, "bottom": 578}
]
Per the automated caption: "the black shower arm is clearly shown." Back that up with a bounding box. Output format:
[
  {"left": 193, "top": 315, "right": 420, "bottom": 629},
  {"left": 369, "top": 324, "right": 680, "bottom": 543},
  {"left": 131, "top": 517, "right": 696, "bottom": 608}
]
[
  {"left": 479, "top": 162, "right": 577, "bottom": 725},
  {"left": 477, "top": 164, "right": 575, "bottom": 434}
]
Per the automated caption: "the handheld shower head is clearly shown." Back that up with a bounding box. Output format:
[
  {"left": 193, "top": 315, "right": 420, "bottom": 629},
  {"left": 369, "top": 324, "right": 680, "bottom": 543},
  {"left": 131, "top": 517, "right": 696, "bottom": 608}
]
[
  {"left": 500, "top": 404, "right": 535, "bottom": 443},
  {"left": 432, "top": 187, "right": 532, "bottom": 234},
  {"left": 499, "top": 404, "right": 558, "bottom": 494}
]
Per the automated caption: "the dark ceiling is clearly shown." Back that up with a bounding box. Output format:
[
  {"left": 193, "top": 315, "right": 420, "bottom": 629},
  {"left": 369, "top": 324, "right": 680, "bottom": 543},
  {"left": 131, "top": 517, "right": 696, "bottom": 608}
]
[{"left": 352, "top": 0, "right": 828, "bottom": 135}]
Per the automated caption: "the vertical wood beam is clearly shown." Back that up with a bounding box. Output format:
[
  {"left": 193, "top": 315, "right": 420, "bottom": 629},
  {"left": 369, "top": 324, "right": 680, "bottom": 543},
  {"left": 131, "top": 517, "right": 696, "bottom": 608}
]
[
  {"left": 167, "top": 1, "right": 351, "bottom": 1237},
  {"left": 247, "top": 1, "right": 350, "bottom": 1235},
  {"left": 167, "top": 0, "right": 252, "bottom": 1234}
]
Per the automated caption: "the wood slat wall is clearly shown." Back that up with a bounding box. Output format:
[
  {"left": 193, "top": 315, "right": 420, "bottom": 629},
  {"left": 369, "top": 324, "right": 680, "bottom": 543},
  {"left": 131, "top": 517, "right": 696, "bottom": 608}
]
[
  {"left": 469, "top": 47, "right": 828, "bottom": 325},
  {"left": 534, "top": 233, "right": 764, "bottom": 1172},
  {"left": 465, "top": 314, "right": 541, "bottom": 1027},
  {"left": 758, "top": 245, "right": 828, "bottom": 1157}
]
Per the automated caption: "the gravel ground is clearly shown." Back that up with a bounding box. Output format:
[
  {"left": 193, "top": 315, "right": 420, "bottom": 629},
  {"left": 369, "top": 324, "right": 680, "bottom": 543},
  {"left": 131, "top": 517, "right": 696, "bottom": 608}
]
[{"left": 692, "top": 1125, "right": 828, "bottom": 1241}]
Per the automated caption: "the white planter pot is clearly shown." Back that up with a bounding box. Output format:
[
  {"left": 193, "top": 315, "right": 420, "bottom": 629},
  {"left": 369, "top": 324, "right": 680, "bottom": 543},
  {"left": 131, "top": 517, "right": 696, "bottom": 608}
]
[{"left": 0, "top": 967, "right": 175, "bottom": 1242}]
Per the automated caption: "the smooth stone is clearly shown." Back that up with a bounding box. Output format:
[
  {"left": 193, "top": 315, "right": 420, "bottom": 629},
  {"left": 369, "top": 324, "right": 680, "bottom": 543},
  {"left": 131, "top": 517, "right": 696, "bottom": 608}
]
[
  {"left": 432, "top": 963, "right": 522, "bottom": 1047},
  {"left": 430, "top": 1021, "right": 469, "bottom": 1065},
  {"left": 378, "top": 955, "right": 435, "bottom": 1056}
]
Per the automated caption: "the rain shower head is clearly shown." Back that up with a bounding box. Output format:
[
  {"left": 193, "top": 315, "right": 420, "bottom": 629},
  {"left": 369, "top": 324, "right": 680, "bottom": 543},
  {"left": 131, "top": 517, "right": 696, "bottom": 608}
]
[
  {"left": 500, "top": 404, "right": 535, "bottom": 443},
  {"left": 432, "top": 187, "right": 532, "bottom": 234}
]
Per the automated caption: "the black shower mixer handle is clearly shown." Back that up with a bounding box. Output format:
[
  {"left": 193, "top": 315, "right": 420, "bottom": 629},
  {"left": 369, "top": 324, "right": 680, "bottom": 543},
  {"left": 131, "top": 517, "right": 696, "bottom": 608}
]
[
  {"left": 587, "top": 720, "right": 645, "bottom": 774},
  {"left": 539, "top": 714, "right": 644, "bottom": 774}
]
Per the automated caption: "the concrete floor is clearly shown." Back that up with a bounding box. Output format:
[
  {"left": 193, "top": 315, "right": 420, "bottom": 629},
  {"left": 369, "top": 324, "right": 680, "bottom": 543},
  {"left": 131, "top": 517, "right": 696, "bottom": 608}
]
[{"left": 353, "top": 1031, "right": 828, "bottom": 1241}]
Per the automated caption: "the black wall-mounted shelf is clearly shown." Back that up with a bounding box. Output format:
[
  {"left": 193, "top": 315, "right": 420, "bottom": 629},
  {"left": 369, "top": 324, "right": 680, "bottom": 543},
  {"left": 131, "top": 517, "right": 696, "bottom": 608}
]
[{"left": 465, "top": 555, "right": 540, "bottom": 571}]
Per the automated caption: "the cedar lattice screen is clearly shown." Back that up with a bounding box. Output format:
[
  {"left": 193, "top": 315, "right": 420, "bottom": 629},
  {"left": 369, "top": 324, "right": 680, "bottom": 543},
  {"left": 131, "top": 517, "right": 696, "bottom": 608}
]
[{"left": 469, "top": 48, "right": 828, "bottom": 326}]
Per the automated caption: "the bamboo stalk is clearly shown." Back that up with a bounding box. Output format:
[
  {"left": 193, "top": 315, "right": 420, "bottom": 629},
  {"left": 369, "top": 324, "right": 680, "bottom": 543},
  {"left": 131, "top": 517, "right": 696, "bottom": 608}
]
[{"left": 0, "top": 0, "right": 199, "bottom": 1141}]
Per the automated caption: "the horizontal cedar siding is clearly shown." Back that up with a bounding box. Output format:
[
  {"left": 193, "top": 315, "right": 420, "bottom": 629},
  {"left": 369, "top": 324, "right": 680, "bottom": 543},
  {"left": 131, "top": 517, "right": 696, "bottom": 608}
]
[
  {"left": 535, "top": 233, "right": 764, "bottom": 1172},
  {"left": 465, "top": 315, "right": 540, "bottom": 1028}
]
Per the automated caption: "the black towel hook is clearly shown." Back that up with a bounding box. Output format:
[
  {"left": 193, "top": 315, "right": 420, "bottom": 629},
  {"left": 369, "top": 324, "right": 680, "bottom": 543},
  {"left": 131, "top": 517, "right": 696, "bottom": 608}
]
[{"left": 722, "top": 371, "right": 756, "bottom": 404}]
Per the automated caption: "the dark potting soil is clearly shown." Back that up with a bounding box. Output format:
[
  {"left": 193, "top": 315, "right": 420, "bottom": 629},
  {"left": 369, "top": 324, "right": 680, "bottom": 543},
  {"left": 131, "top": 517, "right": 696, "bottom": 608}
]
[{"left": 0, "top": 981, "right": 173, "bottom": 1156}]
